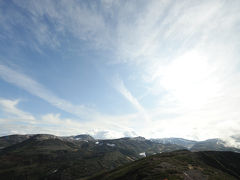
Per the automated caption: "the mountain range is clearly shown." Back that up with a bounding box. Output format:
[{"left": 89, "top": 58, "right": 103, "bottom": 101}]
[
  {"left": 151, "top": 137, "right": 240, "bottom": 152},
  {"left": 0, "top": 134, "right": 240, "bottom": 179}
]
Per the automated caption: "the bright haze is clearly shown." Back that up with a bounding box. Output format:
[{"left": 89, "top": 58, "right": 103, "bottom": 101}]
[{"left": 0, "top": 0, "right": 240, "bottom": 143}]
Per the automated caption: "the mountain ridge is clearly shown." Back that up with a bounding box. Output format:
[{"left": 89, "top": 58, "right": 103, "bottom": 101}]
[
  {"left": 1, "top": 134, "right": 240, "bottom": 152},
  {"left": 0, "top": 134, "right": 240, "bottom": 179},
  {"left": 86, "top": 150, "right": 240, "bottom": 180}
]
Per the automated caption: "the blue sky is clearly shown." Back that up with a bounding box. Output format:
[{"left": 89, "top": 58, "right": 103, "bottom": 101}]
[{"left": 0, "top": 0, "right": 240, "bottom": 143}]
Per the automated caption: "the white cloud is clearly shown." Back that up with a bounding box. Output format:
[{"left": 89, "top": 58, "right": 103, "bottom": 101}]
[
  {"left": 0, "top": 64, "right": 98, "bottom": 119},
  {"left": 112, "top": 75, "right": 150, "bottom": 122},
  {"left": 92, "top": 130, "right": 125, "bottom": 139},
  {"left": 1, "top": 0, "right": 240, "bottom": 143},
  {"left": 10, "top": 0, "right": 110, "bottom": 50},
  {"left": 2, "top": 0, "right": 239, "bottom": 61},
  {"left": 0, "top": 98, "right": 35, "bottom": 122},
  {"left": 0, "top": 98, "right": 137, "bottom": 139},
  {"left": 0, "top": 65, "right": 142, "bottom": 137},
  {"left": 105, "top": 0, "right": 240, "bottom": 142},
  {"left": 0, "top": 64, "right": 140, "bottom": 138}
]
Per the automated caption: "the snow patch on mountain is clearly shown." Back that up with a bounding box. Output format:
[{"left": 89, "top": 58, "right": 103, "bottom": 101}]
[
  {"left": 107, "top": 143, "right": 115, "bottom": 147},
  {"left": 139, "top": 152, "right": 146, "bottom": 157}
]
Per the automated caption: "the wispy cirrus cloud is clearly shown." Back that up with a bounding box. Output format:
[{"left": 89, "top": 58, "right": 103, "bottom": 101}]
[
  {"left": 0, "top": 63, "right": 97, "bottom": 119},
  {"left": 0, "top": 98, "right": 137, "bottom": 139},
  {"left": 4, "top": 0, "right": 110, "bottom": 51},
  {"left": 2, "top": 0, "right": 239, "bottom": 61},
  {"left": 0, "top": 64, "right": 140, "bottom": 138},
  {"left": 112, "top": 75, "right": 150, "bottom": 122},
  {"left": 0, "top": 98, "right": 35, "bottom": 122},
  {"left": 1, "top": 0, "right": 240, "bottom": 143}
]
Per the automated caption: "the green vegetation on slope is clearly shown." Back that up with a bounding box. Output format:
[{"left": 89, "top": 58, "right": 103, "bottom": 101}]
[
  {"left": 0, "top": 134, "right": 184, "bottom": 180},
  {"left": 86, "top": 150, "right": 240, "bottom": 180}
]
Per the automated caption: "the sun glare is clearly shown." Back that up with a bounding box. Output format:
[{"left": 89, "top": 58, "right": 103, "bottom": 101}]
[{"left": 160, "top": 50, "right": 219, "bottom": 109}]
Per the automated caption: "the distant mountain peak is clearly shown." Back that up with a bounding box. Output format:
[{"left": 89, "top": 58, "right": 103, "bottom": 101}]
[
  {"left": 130, "top": 136, "right": 146, "bottom": 141},
  {"left": 72, "top": 134, "right": 95, "bottom": 141},
  {"left": 31, "top": 134, "right": 59, "bottom": 141}
]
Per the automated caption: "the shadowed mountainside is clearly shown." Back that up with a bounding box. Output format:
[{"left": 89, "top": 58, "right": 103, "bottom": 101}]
[
  {"left": 86, "top": 150, "right": 240, "bottom": 180},
  {"left": 0, "top": 134, "right": 183, "bottom": 180},
  {"left": 0, "top": 134, "right": 32, "bottom": 149},
  {"left": 1, "top": 134, "right": 240, "bottom": 179}
]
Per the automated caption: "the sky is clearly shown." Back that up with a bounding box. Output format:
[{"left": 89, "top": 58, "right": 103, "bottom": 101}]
[{"left": 0, "top": 0, "right": 240, "bottom": 143}]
